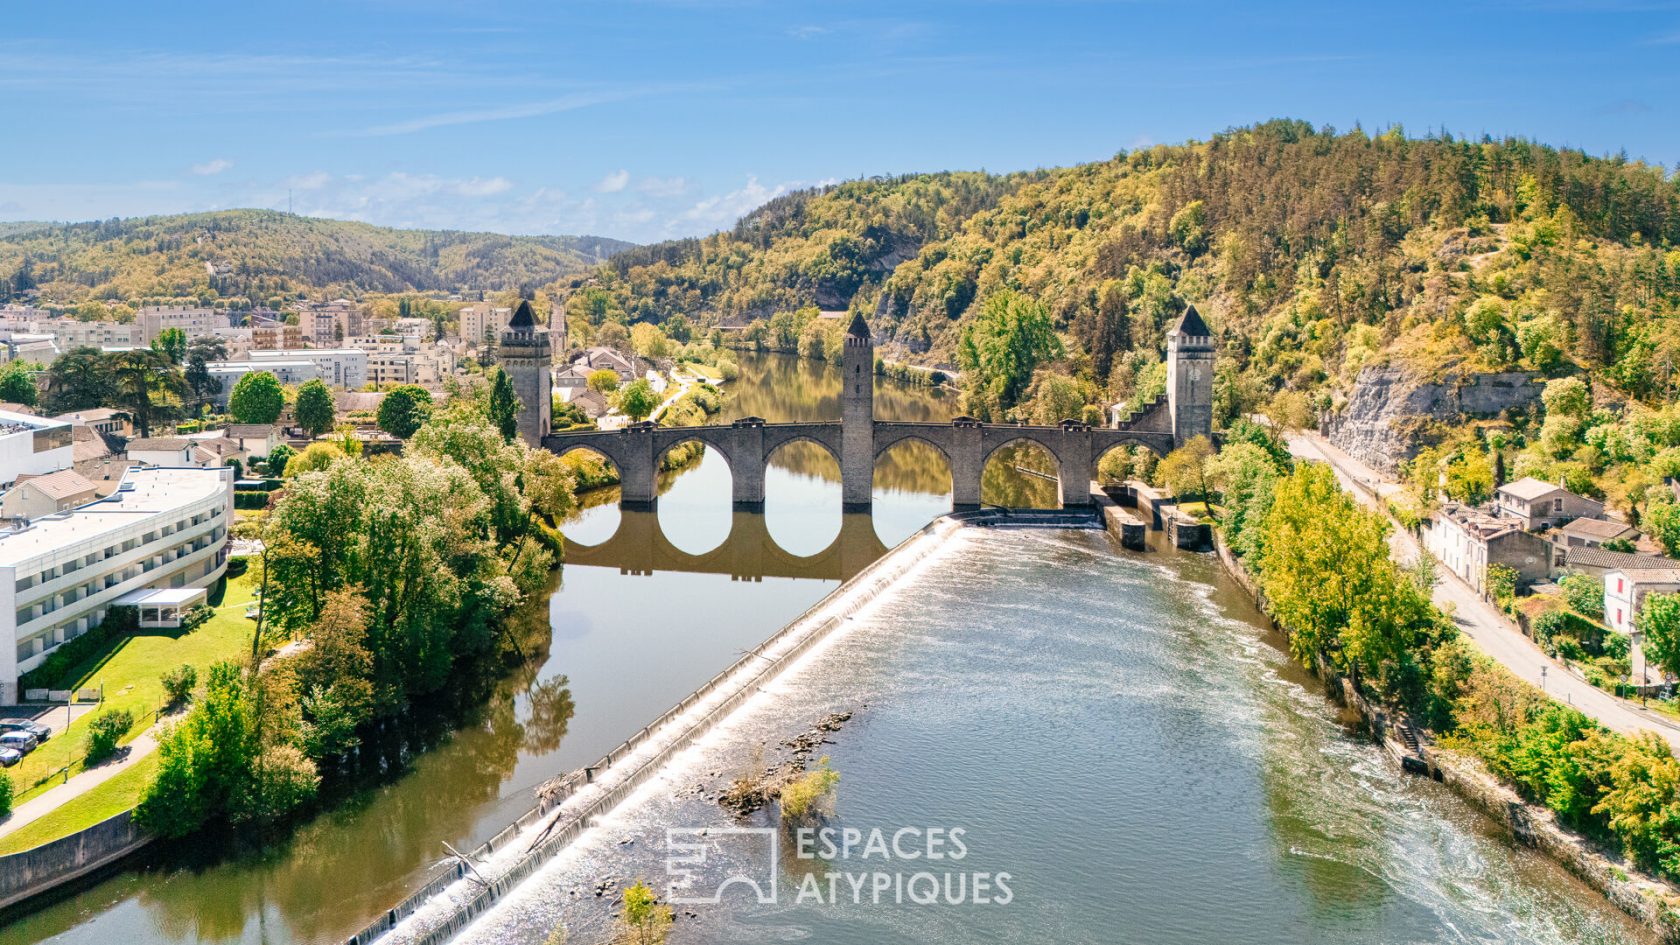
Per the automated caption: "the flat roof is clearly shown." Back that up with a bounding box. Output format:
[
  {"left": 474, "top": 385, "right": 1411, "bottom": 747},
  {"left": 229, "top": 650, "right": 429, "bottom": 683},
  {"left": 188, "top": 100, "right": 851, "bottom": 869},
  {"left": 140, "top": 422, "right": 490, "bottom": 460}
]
[
  {"left": 115, "top": 587, "right": 206, "bottom": 606},
  {"left": 0, "top": 466, "right": 228, "bottom": 568}
]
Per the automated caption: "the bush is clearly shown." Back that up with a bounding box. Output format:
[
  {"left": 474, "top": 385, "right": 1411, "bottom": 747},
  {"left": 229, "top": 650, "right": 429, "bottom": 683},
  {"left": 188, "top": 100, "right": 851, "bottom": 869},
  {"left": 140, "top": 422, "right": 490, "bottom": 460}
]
[
  {"left": 1560, "top": 571, "right": 1603, "bottom": 620},
  {"left": 17, "top": 608, "right": 137, "bottom": 692},
  {"left": 85, "top": 708, "right": 134, "bottom": 762},
  {"left": 226, "top": 556, "right": 250, "bottom": 577},
  {"left": 779, "top": 756, "right": 839, "bottom": 823},
  {"left": 162, "top": 664, "right": 198, "bottom": 706},
  {"left": 235, "top": 491, "right": 274, "bottom": 510},
  {"left": 0, "top": 772, "right": 11, "bottom": 818},
  {"left": 180, "top": 605, "right": 214, "bottom": 632}
]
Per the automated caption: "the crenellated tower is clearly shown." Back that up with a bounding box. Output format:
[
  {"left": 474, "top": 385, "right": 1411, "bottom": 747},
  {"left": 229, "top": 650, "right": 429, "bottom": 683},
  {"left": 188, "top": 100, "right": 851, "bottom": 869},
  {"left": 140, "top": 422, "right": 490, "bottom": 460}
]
[
  {"left": 841, "top": 311, "right": 875, "bottom": 509},
  {"left": 1166, "top": 304, "right": 1215, "bottom": 446},
  {"left": 501, "top": 299, "right": 552, "bottom": 447}
]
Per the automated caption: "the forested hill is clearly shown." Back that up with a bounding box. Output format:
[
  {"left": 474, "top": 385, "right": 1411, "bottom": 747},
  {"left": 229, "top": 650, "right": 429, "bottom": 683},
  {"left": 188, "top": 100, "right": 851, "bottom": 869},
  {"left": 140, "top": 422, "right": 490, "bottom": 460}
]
[
  {"left": 566, "top": 120, "right": 1680, "bottom": 420},
  {"left": 1, "top": 210, "right": 633, "bottom": 304}
]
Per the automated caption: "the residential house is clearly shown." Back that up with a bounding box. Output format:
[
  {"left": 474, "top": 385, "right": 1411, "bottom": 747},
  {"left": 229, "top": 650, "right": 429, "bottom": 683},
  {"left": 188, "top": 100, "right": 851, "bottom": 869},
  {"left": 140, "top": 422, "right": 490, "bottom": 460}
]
[
  {"left": 572, "top": 347, "right": 643, "bottom": 384},
  {"left": 206, "top": 360, "right": 320, "bottom": 409},
  {"left": 1555, "top": 545, "right": 1677, "bottom": 580},
  {"left": 52, "top": 408, "right": 127, "bottom": 438},
  {"left": 135, "top": 305, "right": 227, "bottom": 343},
  {"left": 70, "top": 424, "right": 127, "bottom": 487},
  {"left": 1424, "top": 501, "right": 1553, "bottom": 593},
  {"left": 0, "top": 409, "right": 73, "bottom": 487},
  {"left": 296, "top": 300, "right": 363, "bottom": 347},
  {"left": 223, "top": 424, "right": 278, "bottom": 456},
  {"left": 0, "top": 465, "right": 233, "bottom": 703},
  {"left": 2, "top": 469, "right": 99, "bottom": 520},
  {"left": 1605, "top": 567, "right": 1680, "bottom": 636},
  {"left": 554, "top": 365, "right": 592, "bottom": 395},
  {"left": 1495, "top": 477, "right": 1605, "bottom": 531},
  {"left": 1551, "top": 516, "right": 1638, "bottom": 553},
  {"left": 458, "top": 302, "right": 514, "bottom": 347},
  {"left": 125, "top": 437, "right": 195, "bottom": 466},
  {"left": 567, "top": 388, "right": 609, "bottom": 420}
]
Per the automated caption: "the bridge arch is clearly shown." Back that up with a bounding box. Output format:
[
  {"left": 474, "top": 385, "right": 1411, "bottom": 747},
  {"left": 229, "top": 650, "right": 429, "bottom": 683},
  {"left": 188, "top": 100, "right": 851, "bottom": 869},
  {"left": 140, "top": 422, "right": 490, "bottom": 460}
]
[
  {"left": 1093, "top": 437, "right": 1165, "bottom": 486},
  {"left": 980, "top": 436, "right": 1063, "bottom": 509},
  {"left": 652, "top": 435, "right": 735, "bottom": 556}
]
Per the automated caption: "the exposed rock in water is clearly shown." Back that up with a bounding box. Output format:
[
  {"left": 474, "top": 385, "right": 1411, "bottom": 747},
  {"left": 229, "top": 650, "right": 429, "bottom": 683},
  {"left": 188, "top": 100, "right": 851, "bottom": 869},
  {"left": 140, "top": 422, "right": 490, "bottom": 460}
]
[
  {"left": 716, "top": 711, "right": 854, "bottom": 817},
  {"left": 1326, "top": 365, "right": 1543, "bottom": 474}
]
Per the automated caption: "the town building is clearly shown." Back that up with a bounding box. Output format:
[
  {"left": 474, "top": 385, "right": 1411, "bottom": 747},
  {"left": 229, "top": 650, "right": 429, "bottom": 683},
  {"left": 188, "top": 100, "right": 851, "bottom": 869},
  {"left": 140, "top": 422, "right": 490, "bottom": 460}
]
[
  {"left": 296, "top": 300, "right": 363, "bottom": 347},
  {"left": 1605, "top": 567, "right": 1680, "bottom": 636},
  {"left": 252, "top": 322, "right": 305, "bottom": 350},
  {"left": 1550, "top": 517, "right": 1638, "bottom": 554},
  {"left": 459, "top": 302, "right": 513, "bottom": 347},
  {"left": 0, "top": 409, "right": 74, "bottom": 487},
  {"left": 1424, "top": 501, "right": 1553, "bottom": 593},
  {"left": 499, "top": 300, "right": 551, "bottom": 447},
  {"left": 35, "top": 317, "right": 142, "bottom": 350},
  {"left": 2, "top": 334, "right": 61, "bottom": 365},
  {"left": 70, "top": 424, "right": 126, "bottom": 487},
  {"left": 135, "top": 305, "right": 227, "bottom": 343},
  {"left": 1495, "top": 477, "right": 1605, "bottom": 531},
  {"left": 1, "top": 469, "right": 99, "bottom": 520},
  {"left": 0, "top": 464, "right": 233, "bottom": 703},
  {"left": 249, "top": 348, "right": 368, "bottom": 388},
  {"left": 1554, "top": 544, "right": 1676, "bottom": 580},
  {"left": 571, "top": 347, "right": 643, "bottom": 384},
  {"left": 52, "top": 408, "right": 127, "bottom": 438},
  {"left": 222, "top": 424, "right": 278, "bottom": 456},
  {"left": 205, "top": 360, "right": 320, "bottom": 409}
]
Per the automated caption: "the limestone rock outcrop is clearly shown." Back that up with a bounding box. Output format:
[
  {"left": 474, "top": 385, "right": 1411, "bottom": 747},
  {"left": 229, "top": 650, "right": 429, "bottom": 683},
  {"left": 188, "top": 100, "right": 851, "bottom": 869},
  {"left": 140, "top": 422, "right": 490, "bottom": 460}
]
[{"left": 1325, "top": 365, "right": 1542, "bottom": 474}]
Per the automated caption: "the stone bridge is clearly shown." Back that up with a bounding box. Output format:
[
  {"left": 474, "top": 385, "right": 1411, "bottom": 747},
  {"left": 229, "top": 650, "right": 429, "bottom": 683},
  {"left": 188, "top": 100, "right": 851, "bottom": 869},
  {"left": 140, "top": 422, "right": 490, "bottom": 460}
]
[{"left": 529, "top": 308, "right": 1215, "bottom": 511}]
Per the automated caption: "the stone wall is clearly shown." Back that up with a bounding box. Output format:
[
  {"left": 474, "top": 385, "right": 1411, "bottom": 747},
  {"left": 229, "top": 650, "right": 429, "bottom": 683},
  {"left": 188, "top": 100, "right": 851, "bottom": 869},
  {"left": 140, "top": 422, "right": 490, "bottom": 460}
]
[
  {"left": 1326, "top": 365, "right": 1542, "bottom": 474},
  {"left": 0, "top": 810, "right": 150, "bottom": 911}
]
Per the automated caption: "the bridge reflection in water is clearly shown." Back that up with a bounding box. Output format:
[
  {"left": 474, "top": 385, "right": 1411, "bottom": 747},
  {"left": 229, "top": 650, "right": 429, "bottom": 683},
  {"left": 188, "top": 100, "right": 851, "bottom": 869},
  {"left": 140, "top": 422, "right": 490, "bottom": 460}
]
[{"left": 564, "top": 506, "right": 892, "bottom": 583}]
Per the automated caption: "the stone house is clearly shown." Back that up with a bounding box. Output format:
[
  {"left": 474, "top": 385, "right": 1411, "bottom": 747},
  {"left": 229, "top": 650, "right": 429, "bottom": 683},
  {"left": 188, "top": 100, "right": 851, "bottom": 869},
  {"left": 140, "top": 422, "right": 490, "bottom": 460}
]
[
  {"left": 572, "top": 347, "right": 644, "bottom": 384},
  {"left": 1494, "top": 477, "right": 1605, "bottom": 531},
  {"left": 1605, "top": 567, "right": 1680, "bottom": 636},
  {"left": 1, "top": 468, "right": 99, "bottom": 520},
  {"left": 1424, "top": 501, "right": 1553, "bottom": 593},
  {"left": 223, "top": 424, "right": 278, "bottom": 456},
  {"left": 1556, "top": 545, "right": 1677, "bottom": 580}
]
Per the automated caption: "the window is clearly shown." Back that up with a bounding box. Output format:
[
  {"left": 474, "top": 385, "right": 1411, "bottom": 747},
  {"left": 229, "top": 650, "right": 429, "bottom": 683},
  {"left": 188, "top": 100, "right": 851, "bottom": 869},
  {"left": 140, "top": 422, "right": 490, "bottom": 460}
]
[
  {"left": 1554, "top": 498, "right": 1563, "bottom": 512},
  {"left": 1618, "top": 578, "right": 1625, "bottom": 594}
]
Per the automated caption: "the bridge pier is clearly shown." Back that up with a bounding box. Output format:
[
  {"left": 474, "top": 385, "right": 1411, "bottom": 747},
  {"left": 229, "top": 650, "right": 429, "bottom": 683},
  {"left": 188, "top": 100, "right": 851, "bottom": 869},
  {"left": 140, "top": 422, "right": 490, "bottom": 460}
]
[
  {"left": 730, "top": 420, "right": 766, "bottom": 510},
  {"left": 948, "top": 420, "right": 984, "bottom": 511},
  {"left": 618, "top": 425, "right": 658, "bottom": 510}
]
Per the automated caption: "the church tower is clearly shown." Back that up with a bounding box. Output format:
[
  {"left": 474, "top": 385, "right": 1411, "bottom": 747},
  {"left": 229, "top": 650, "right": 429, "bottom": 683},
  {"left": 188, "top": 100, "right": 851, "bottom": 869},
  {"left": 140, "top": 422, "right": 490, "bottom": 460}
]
[
  {"left": 1166, "top": 305, "right": 1214, "bottom": 446},
  {"left": 841, "top": 311, "right": 875, "bottom": 510},
  {"left": 501, "top": 299, "right": 552, "bottom": 447}
]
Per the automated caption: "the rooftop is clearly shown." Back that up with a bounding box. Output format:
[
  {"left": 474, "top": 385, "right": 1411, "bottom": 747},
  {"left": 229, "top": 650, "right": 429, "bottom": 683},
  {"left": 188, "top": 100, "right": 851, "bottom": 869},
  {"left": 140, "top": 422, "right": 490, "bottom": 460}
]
[
  {"left": 1557, "top": 517, "right": 1637, "bottom": 541},
  {"left": 1438, "top": 501, "right": 1527, "bottom": 540},
  {"left": 1498, "top": 476, "right": 1568, "bottom": 501},
  {"left": 126, "top": 437, "right": 192, "bottom": 452},
  {"left": 1170, "top": 305, "right": 1211, "bottom": 338},
  {"left": 1566, "top": 545, "right": 1676, "bottom": 572},
  {"left": 13, "top": 468, "right": 98, "bottom": 501},
  {"left": 0, "top": 466, "right": 228, "bottom": 567},
  {"left": 1608, "top": 568, "right": 1680, "bottom": 584}
]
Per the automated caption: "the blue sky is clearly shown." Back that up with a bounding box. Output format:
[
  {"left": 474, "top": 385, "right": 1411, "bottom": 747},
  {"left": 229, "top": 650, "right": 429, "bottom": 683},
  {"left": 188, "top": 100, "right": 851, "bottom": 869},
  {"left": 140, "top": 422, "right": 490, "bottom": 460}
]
[{"left": 2, "top": 1, "right": 1677, "bottom": 244}]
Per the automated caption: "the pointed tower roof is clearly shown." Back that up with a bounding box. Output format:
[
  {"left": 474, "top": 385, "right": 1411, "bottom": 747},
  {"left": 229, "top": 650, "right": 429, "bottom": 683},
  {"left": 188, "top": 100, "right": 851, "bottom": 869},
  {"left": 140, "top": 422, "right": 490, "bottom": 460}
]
[
  {"left": 847, "top": 311, "right": 871, "bottom": 339},
  {"left": 509, "top": 299, "right": 537, "bottom": 330},
  {"left": 1170, "top": 304, "right": 1210, "bottom": 338}
]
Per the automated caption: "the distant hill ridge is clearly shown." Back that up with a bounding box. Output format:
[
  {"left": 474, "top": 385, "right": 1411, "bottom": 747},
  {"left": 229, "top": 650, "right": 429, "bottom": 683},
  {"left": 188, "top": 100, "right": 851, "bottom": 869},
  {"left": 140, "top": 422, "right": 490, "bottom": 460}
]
[{"left": 0, "top": 209, "right": 634, "bottom": 303}]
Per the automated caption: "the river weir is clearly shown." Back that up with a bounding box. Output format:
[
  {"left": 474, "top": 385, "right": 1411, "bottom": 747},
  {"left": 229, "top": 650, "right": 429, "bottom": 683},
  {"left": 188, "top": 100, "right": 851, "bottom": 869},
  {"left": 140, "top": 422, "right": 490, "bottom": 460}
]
[{"left": 429, "top": 527, "right": 1650, "bottom": 945}]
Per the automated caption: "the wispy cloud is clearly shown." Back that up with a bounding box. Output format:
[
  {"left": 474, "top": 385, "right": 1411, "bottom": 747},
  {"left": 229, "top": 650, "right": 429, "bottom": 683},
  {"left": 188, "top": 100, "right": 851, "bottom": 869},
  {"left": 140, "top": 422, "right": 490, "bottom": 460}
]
[
  {"left": 595, "top": 169, "right": 631, "bottom": 193},
  {"left": 637, "top": 176, "right": 689, "bottom": 198},
  {"left": 351, "top": 83, "right": 707, "bottom": 137},
  {"left": 190, "top": 158, "right": 233, "bottom": 176}
]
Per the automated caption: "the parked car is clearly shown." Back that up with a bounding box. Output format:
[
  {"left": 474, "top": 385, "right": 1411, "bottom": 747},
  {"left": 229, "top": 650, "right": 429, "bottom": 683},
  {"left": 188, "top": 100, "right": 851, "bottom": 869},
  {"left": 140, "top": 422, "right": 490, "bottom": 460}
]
[
  {"left": 0, "top": 746, "right": 19, "bottom": 767},
  {"left": 0, "top": 718, "right": 49, "bottom": 741},
  {"left": 0, "top": 731, "right": 37, "bottom": 754}
]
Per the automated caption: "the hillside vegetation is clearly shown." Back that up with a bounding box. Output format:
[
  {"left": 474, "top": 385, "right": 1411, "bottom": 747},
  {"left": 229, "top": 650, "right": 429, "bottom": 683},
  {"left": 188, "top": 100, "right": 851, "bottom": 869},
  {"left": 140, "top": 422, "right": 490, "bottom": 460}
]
[
  {"left": 1, "top": 210, "right": 631, "bottom": 305},
  {"left": 563, "top": 120, "right": 1680, "bottom": 517}
]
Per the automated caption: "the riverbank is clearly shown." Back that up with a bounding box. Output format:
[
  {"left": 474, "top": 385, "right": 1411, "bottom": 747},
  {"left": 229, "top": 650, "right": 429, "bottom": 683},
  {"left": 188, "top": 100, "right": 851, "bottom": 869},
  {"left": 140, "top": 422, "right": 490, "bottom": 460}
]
[{"left": 1213, "top": 533, "right": 1680, "bottom": 943}]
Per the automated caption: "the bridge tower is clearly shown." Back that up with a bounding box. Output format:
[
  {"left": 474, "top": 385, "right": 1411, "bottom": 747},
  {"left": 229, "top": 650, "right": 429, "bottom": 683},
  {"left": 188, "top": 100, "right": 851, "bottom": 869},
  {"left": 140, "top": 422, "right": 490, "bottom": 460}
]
[
  {"left": 1166, "top": 305, "right": 1214, "bottom": 446},
  {"left": 841, "top": 311, "right": 875, "bottom": 510},
  {"left": 501, "top": 299, "right": 552, "bottom": 447}
]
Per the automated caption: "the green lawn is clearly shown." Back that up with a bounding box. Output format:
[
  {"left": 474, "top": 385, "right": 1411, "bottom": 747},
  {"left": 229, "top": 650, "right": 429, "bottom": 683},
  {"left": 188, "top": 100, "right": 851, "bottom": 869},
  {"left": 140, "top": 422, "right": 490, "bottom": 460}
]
[
  {"left": 4, "top": 574, "right": 259, "bottom": 806},
  {"left": 683, "top": 362, "right": 724, "bottom": 382},
  {"left": 0, "top": 752, "right": 158, "bottom": 855}
]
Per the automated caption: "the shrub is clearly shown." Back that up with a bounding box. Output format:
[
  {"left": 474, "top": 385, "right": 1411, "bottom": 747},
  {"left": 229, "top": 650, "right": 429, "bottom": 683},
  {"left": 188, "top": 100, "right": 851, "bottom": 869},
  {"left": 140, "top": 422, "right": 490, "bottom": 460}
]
[
  {"left": 1532, "top": 609, "right": 1568, "bottom": 645},
  {"left": 1560, "top": 571, "right": 1603, "bottom": 620},
  {"left": 162, "top": 664, "right": 198, "bottom": 706},
  {"left": 0, "top": 772, "right": 11, "bottom": 817},
  {"left": 180, "top": 605, "right": 214, "bottom": 632},
  {"left": 780, "top": 756, "right": 839, "bottom": 823},
  {"left": 17, "top": 608, "right": 136, "bottom": 692},
  {"left": 85, "top": 708, "right": 134, "bottom": 762}
]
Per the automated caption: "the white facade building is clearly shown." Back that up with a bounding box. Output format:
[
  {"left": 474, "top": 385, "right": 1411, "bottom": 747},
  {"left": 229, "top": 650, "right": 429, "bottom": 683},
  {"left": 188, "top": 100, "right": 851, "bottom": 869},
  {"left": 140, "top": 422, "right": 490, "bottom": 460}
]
[
  {"left": 36, "top": 317, "right": 142, "bottom": 350},
  {"left": 0, "top": 465, "right": 233, "bottom": 703},
  {"left": 0, "top": 409, "right": 74, "bottom": 487},
  {"left": 249, "top": 348, "right": 368, "bottom": 388},
  {"left": 206, "top": 360, "right": 321, "bottom": 409},
  {"left": 136, "top": 306, "right": 228, "bottom": 343},
  {"left": 1605, "top": 567, "right": 1680, "bottom": 636}
]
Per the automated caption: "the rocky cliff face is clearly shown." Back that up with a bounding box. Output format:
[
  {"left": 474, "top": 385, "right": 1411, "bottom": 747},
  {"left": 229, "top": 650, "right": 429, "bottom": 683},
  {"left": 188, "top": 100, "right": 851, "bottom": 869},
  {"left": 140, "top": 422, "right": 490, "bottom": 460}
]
[{"left": 1326, "top": 366, "right": 1543, "bottom": 474}]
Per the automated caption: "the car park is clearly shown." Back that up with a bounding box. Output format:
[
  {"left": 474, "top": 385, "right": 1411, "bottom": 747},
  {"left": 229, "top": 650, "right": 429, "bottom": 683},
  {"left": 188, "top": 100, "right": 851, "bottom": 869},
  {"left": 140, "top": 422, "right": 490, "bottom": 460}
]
[
  {"left": 0, "top": 730, "right": 38, "bottom": 754},
  {"left": 0, "top": 746, "right": 19, "bottom": 767},
  {"left": 0, "top": 718, "right": 50, "bottom": 741}
]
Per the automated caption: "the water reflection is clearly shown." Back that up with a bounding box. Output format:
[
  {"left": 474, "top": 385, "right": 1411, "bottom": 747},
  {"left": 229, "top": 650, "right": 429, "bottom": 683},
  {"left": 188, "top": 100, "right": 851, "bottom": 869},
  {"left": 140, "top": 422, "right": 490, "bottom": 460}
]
[{"left": 982, "top": 440, "right": 1061, "bottom": 508}]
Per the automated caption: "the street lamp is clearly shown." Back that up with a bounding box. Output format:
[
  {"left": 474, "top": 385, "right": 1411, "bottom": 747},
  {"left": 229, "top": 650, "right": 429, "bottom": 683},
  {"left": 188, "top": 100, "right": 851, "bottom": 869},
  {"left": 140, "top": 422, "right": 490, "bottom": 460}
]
[{"left": 1541, "top": 665, "right": 1547, "bottom": 692}]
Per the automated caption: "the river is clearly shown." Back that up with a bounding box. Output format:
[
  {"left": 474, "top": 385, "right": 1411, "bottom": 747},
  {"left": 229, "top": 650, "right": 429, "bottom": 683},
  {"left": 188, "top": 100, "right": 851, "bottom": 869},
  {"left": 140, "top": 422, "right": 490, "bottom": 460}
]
[{"left": 0, "top": 353, "right": 1651, "bottom": 945}]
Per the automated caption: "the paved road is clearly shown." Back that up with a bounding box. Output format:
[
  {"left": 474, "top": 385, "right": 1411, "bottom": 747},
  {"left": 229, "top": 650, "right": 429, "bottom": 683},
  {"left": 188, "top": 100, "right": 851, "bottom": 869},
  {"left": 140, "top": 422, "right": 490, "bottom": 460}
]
[
  {"left": 0, "top": 727, "right": 161, "bottom": 841},
  {"left": 1287, "top": 432, "right": 1680, "bottom": 752}
]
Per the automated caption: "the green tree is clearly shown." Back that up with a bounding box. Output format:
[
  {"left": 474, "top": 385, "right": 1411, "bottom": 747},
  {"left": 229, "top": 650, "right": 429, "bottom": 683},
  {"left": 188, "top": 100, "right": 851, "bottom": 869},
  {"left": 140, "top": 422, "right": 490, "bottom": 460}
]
[
  {"left": 293, "top": 378, "right": 336, "bottom": 437},
  {"left": 1647, "top": 498, "right": 1680, "bottom": 558},
  {"left": 229, "top": 371, "right": 285, "bottom": 425},
  {"left": 0, "top": 771, "right": 11, "bottom": 818},
  {"left": 488, "top": 367, "right": 520, "bottom": 443},
  {"left": 267, "top": 443, "right": 296, "bottom": 476},
  {"left": 587, "top": 369, "right": 620, "bottom": 393},
  {"left": 0, "top": 362, "right": 37, "bottom": 406},
  {"left": 1445, "top": 449, "right": 1495, "bottom": 505},
  {"left": 616, "top": 378, "right": 658, "bottom": 421},
  {"left": 1159, "top": 436, "right": 1216, "bottom": 505},
  {"left": 619, "top": 880, "right": 673, "bottom": 945},
  {"left": 184, "top": 337, "right": 227, "bottom": 414},
  {"left": 956, "top": 289, "right": 1062, "bottom": 419},
  {"left": 376, "top": 385, "right": 433, "bottom": 438},
  {"left": 110, "top": 349, "right": 187, "bottom": 438},
  {"left": 43, "top": 346, "right": 114, "bottom": 413},
  {"left": 151, "top": 326, "right": 188, "bottom": 365},
  {"left": 84, "top": 708, "right": 134, "bottom": 762},
  {"left": 1640, "top": 592, "right": 1680, "bottom": 681},
  {"left": 1560, "top": 571, "right": 1603, "bottom": 619}
]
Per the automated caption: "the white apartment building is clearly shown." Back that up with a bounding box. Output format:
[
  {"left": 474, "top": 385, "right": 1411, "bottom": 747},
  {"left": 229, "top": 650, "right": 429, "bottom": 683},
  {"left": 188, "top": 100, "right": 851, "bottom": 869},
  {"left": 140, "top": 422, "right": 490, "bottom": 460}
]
[
  {"left": 0, "top": 410, "right": 74, "bottom": 487},
  {"left": 206, "top": 360, "right": 320, "bottom": 409},
  {"left": 36, "top": 317, "right": 142, "bottom": 350},
  {"left": 459, "top": 302, "right": 513, "bottom": 346},
  {"left": 249, "top": 348, "right": 368, "bottom": 388},
  {"left": 136, "top": 305, "right": 228, "bottom": 343},
  {"left": 0, "top": 465, "right": 233, "bottom": 703}
]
